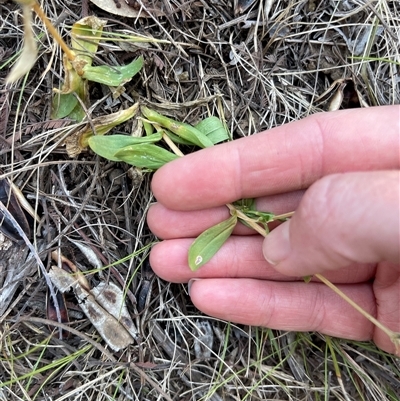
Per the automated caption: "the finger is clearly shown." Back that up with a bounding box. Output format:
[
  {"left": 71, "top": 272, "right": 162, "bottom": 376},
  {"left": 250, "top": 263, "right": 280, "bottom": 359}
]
[
  {"left": 263, "top": 171, "right": 400, "bottom": 276},
  {"left": 189, "top": 278, "right": 375, "bottom": 342},
  {"left": 148, "top": 204, "right": 235, "bottom": 239},
  {"left": 147, "top": 190, "right": 304, "bottom": 239},
  {"left": 373, "top": 262, "right": 400, "bottom": 355},
  {"left": 152, "top": 106, "right": 400, "bottom": 210},
  {"left": 149, "top": 236, "right": 376, "bottom": 283}
]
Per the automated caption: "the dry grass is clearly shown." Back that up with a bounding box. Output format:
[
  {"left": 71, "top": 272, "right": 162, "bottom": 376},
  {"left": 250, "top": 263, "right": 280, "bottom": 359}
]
[{"left": 1, "top": 0, "right": 399, "bottom": 400}]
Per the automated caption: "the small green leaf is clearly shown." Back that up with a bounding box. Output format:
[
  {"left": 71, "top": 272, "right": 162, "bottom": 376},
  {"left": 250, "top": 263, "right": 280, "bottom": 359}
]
[
  {"left": 82, "top": 57, "right": 143, "bottom": 86},
  {"left": 51, "top": 92, "right": 80, "bottom": 120},
  {"left": 143, "top": 120, "right": 154, "bottom": 136},
  {"left": 241, "top": 210, "right": 275, "bottom": 224},
  {"left": 232, "top": 198, "right": 256, "bottom": 211},
  {"left": 114, "top": 143, "right": 179, "bottom": 169},
  {"left": 195, "top": 116, "right": 230, "bottom": 144},
  {"left": 88, "top": 133, "right": 162, "bottom": 161},
  {"left": 188, "top": 214, "right": 238, "bottom": 271},
  {"left": 141, "top": 107, "right": 214, "bottom": 148}
]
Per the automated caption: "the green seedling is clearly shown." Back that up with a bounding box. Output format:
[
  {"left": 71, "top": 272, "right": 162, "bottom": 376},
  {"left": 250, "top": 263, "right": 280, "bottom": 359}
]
[
  {"left": 51, "top": 17, "right": 143, "bottom": 121},
  {"left": 87, "top": 106, "right": 230, "bottom": 169},
  {"left": 7, "top": 1, "right": 144, "bottom": 124},
  {"left": 141, "top": 107, "right": 215, "bottom": 148},
  {"left": 98, "top": 109, "right": 397, "bottom": 352},
  {"left": 88, "top": 133, "right": 163, "bottom": 161}
]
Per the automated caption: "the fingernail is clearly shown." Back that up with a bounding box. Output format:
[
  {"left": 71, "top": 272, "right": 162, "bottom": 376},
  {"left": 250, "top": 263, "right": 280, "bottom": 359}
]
[
  {"left": 188, "top": 278, "right": 201, "bottom": 296},
  {"left": 263, "top": 221, "right": 291, "bottom": 265}
]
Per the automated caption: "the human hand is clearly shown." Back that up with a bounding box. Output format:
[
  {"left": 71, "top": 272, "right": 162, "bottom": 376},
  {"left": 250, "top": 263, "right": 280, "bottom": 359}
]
[{"left": 147, "top": 105, "right": 400, "bottom": 355}]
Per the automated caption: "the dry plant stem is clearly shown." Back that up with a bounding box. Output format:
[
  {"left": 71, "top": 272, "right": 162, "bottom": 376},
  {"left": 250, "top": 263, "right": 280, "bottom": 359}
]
[
  {"left": 228, "top": 205, "right": 400, "bottom": 352},
  {"left": 18, "top": 317, "right": 173, "bottom": 400},
  {"left": 20, "top": 316, "right": 116, "bottom": 360},
  {"left": 32, "top": 2, "right": 75, "bottom": 61},
  {"left": 226, "top": 203, "right": 268, "bottom": 236},
  {"left": 10, "top": 181, "right": 40, "bottom": 221},
  {"left": 37, "top": 315, "right": 160, "bottom": 394},
  {"left": 273, "top": 211, "right": 295, "bottom": 220},
  {"left": 315, "top": 273, "right": 400, "bottom": 353},
  {"left": 0, "top": 201, "right": 62, "bottom": 329},
  {"left": 161, "top": 131, "right": 184, "bottom": 157}
]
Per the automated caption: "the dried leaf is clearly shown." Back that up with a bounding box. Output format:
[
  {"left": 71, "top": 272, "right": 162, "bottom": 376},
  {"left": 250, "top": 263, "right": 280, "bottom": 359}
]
[
  {"left": 65, "top": 103, "right": 139, "bottom": 157},
  {"left": 20, "top": 119, "right": 72, "bottom": 136},
  {"left": 194, "top": 320, "right": 214, "bottom": 360},
  {"left": 135, "top": 361, "right": 159, "bottom": 369},
  {"left": 51, "top": 250, "right": 91, "bottom": 291},
  {"left": 0, "top": 179, "right": 30, "bottom": 243},
  {"left": 92, "top": 282, "right": 138, "bottom": 341},
  {"left": 46, "top": 289, "right": 70, "bottom": 339},
  {"left": 89, "top": 0, "right": 165, "bottom": 18},
  {"left": 0, "top": 94, "right": 10, "bottom": 136},
  {"left": 328, "top": 79, "right": 367, "bottom": 111},
  {"left": 6, "top": 4, "right": 37, "bottom": 83},
  {"left": 316, "top": 78, "right": 369, "bottom": 111},
  {"left": 69, "top": 239, "right": 103, "bottom": 269},
  {"left": 188, "top": 214, "right": 237, "bottom": 271},
  {"left": 48, "top": 267, "right": 134, "bottom": 351},
  {"left": 234, "top": 0, "right": 258, "bottom": 15}
]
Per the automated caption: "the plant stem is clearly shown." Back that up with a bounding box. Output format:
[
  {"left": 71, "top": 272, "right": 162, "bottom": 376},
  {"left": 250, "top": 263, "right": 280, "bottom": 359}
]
[
  {"left": 228, "top": 203, "right": 400, "bottom": 353},
  {"left": 162, "top": 131, "right": 185, "bottom": 157},
  {"left": 226, "top": 203, "right": 267, "bottom": 236},
  {"left": 315, "top": 273, "right": 399, "bottom": 352},
  {"left": 32, "top": 2, "right": 75, "bottom": 61},
  {"left": 273, "top": 211, "right": 294, "bottom": 220}
]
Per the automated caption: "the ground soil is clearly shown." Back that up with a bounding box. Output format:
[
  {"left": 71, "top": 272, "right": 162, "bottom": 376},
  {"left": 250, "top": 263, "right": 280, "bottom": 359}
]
[{"left": 0, "top": 1, "right": 399, "bottom": 400}]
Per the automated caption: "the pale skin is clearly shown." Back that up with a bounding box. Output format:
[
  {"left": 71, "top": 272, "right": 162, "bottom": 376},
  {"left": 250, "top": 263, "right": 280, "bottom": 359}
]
[{"left": 147, "top": 105, "right": 400, "bottom": 355}]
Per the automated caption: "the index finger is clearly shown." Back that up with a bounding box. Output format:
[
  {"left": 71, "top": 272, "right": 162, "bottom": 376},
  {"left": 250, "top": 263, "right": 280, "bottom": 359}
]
[{"left": 151, "top": 106, "right": 400, "bottom": 210}]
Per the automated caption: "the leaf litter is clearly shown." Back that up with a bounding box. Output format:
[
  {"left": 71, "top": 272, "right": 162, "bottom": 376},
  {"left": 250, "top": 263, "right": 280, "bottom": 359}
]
[{"left": 0, "top": 0, "right": 399, "bottom": 400}]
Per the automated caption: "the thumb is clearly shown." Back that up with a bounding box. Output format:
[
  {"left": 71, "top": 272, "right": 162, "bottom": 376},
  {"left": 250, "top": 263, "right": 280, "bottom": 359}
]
[{"left": 262, "top": 170, "right": 399, "bottom": 277}]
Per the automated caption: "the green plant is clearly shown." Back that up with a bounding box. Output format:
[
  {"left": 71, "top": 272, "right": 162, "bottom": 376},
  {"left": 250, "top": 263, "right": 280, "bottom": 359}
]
[
  {"left": 87, "top": 106, "right": 400, "bottom": 353},
  {"left": 7, "top": 0, "right": 399, "bottom": 354},
  {"left": 8, "top": 0, "right": 143, "bottom": 124}
]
